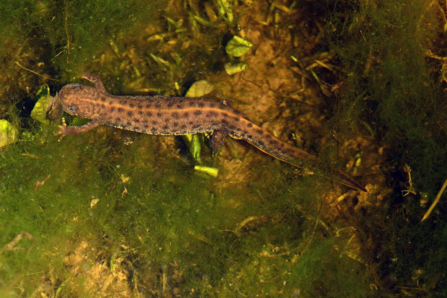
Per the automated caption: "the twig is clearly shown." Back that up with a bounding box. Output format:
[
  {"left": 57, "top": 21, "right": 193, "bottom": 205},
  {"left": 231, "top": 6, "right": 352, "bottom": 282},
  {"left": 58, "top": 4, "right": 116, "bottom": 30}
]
[
  {"left": 1, "top": 232, "right": 35, "bottom": 255},
  {"left": 421, "top": 178, "right": 447, "bottom": 222},
  {"left": 14, "top": 62, "right": 59, "bottom": 81}
]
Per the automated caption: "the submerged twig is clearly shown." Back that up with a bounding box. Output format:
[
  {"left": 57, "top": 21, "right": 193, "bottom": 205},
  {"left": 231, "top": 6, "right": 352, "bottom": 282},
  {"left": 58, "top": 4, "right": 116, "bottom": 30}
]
[
  {"left": 421, "top": 178, "right": 447, "bottom": 222},
  {"left": 14, "top": 62, "right": 58, "bottom": 82},
  {"left": 1, "top": 232, "right": 35, "bottom": 255}
]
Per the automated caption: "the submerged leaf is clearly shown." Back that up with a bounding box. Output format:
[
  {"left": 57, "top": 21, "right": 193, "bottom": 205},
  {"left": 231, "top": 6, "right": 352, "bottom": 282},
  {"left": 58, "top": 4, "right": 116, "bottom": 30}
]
[
  {"left": 31, "top": 85, "right": 51, "bottom": 125},
  {"left": 0, "top": 120, "right": 18, "bottom": 148},
  {"left": 184, "top": 134, "right": 203, "bottom": 164},
  {"left": 185, "top": 80, "right": 214, "bottom": 98},
  {"left": 224, "top": 62, "right": 248, "bottom": 75},
  {"left": 191, "top": 134, "right": 203, "bottom": 164},
  {"left": 194, "top": 165, "right": 219, "bottom": 177},
  {"left": 225, "top": 36, "right": 253, "bottom": 57},
  {"left": 216, "top": 0, "right": 234, "bottom": 23}
]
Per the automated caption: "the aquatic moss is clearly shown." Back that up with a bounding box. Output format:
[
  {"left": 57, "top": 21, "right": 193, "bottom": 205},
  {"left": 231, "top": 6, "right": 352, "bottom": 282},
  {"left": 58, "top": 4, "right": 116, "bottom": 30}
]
[
  {"left": 0, "top": 124, "right": 372, "bottom": 296},
  {"left": 0, "top": 0, "right": 165, "bottom": 77},
  {"left": 1, "top": 0, "right": 424, "bottom": 295},
  {"left": 323, "top": 0, "right": 447, "bottom": 295},
  {"left": 325, "top": 0, "right": 446, "bottom": 194}
]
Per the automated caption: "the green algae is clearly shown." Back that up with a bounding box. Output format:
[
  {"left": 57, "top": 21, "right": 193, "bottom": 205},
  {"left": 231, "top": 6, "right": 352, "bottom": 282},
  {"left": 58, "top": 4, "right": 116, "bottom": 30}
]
[
  {"left": 326, "top": 0, "right": 446, "bottom": 194},
  {"left": 324, "top": 0, "right": 447, "bottom": 294},
  {"left": 0, "top": 0, "right": 164, "bottom": 78},
  {"left": 3, "top": 0, "right": 447, "bottom": 296},
  {"left": 0, "top": 124, "right": 371, "bottom": 296}
]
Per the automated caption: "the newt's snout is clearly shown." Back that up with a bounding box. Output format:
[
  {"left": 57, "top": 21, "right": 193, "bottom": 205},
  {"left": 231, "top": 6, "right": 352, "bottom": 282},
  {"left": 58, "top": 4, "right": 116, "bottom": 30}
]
[{"left": 46, "top": 94, "right": 64, "bottom": 120}]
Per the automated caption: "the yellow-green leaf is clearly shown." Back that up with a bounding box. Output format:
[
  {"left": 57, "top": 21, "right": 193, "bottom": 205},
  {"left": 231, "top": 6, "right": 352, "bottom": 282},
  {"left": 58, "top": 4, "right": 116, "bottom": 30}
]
[
  {"left": 224, "top": 62, "right": 248, "bottom": 75},
  {"left": 183, "top": 134, "right": 203, "bottom": 164},
  {"left": 190, "top": 134, "right": 203, "bottom": 164},
  {"left": 216, "top": 0, "right": 233, "bottom": 23},
  {"left": 72, "top": 117, "right": 90, "bottom": 126},
  {"left": 225, "top": 36, "right": 253, "bottom": 57},
  {"left": 31, "top": 85, "right": 50, "bottom": 125},
  {"left": 194, "top": 165, "right": 219, "bottom": 177},
  {"left": 0, "top": 120, "right": 18, "bottom": 148},
  {"left": 185, "top": 80, "right": 214, "bottom": 98}
]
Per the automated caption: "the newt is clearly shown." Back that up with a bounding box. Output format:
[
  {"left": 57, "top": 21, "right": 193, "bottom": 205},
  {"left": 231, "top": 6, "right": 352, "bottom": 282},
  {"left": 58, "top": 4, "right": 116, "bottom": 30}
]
[{"left": 47, "top": 73, "right": 366, "bottom": 192}]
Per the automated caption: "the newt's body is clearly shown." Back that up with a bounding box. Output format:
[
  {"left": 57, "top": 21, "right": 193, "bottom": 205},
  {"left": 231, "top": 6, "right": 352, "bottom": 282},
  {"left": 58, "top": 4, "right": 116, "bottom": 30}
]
[{"left": 47, "top": 73, "right": 366, "bottom": 192}]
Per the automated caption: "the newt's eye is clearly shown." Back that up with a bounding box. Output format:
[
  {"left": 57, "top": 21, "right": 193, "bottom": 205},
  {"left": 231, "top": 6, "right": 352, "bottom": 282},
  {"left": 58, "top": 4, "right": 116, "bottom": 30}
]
[
  {"left": 66, "top": 104, "right": 77, "bottom": 113},
  {"left": 68, "top": 83, "right": 81, "bottom": 90}
]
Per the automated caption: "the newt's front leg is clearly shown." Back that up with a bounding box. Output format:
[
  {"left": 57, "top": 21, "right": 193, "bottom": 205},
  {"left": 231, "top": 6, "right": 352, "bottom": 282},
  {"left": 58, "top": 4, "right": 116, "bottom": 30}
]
[
  {"left": 59, "top": 120, "right": 101, "bottom": 136},
  {"left": 81, "top": 72, "right": 107, "bottom": 93}
]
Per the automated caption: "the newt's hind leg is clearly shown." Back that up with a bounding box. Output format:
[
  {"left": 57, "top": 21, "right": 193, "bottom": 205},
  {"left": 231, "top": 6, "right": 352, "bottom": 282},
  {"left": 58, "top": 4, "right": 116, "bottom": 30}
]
[
  {"left": 209, "top": 130, "right": 229, "bottom": 155},
  {"left": 81, "top": 73, "right": 107, "bottom": 93}
]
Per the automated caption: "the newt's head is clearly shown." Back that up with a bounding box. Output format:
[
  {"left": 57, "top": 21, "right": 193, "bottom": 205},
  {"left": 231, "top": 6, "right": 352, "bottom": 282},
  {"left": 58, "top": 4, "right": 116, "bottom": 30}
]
[
  {"left": 47, "top": 83, "right": 97, "bottom": 119},
  {"left": 46, "top": 93, "right": 64, "bottom": 120},
  {"left": 47, "top": 83, "right": 83, "bottom": 120}
]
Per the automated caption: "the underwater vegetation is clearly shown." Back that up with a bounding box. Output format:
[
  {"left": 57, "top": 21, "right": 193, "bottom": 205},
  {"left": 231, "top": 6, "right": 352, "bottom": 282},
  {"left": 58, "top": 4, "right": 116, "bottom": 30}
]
[
  {"left": 325, "top": 0, "right": 447, "bottom": 294},
  {"left": 0, "top": 0, "right": 446, "bottom": 296},
  {"left": 0, "top": 0, "right": 164, "bottom": 77}
]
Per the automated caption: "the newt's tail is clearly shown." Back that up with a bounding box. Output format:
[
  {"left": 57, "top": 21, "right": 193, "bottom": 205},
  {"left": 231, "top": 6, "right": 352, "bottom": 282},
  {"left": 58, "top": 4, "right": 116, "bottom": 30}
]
[{"left": 240, "top": 128, "right": 367, "bottom": 192}]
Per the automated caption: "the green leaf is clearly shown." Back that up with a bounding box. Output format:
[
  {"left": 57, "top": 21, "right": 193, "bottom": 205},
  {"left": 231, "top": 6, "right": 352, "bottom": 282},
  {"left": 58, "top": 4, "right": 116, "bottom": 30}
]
[
  {"left": 216, "top": 0, "right": 234, "bottom": 23},
  {"left": 183, "top": 134, "right": 203, "bottom": 164},
  {"left": 185, "top": 80, "right": 214, "bottom": 98},
  {"left": 31, "top": 85, "right": 51, "bottom": 125},
  {"left": 224, "top": 62, "right": 248, "bottom": 75},
  {"left": 194, "top": 165, "right": 219, "bottom": 177},
  {"left": 0, "top": 120, "right": 18, "bottom": 148},
  {"left": 71, "top": 117, "right": 90, "bottom": 126},
  {"left": 190, "top": 134, "right": 203, "bottom": 164},
  {"left": 225, "top": 36, "right": 253, "bottom": 57}
]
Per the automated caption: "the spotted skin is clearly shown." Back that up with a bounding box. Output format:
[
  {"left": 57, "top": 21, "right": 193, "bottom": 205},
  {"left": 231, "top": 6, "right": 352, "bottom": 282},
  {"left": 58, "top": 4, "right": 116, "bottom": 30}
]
[{"left": 47, "top": 73, "right": 366, "bottom": 192}]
